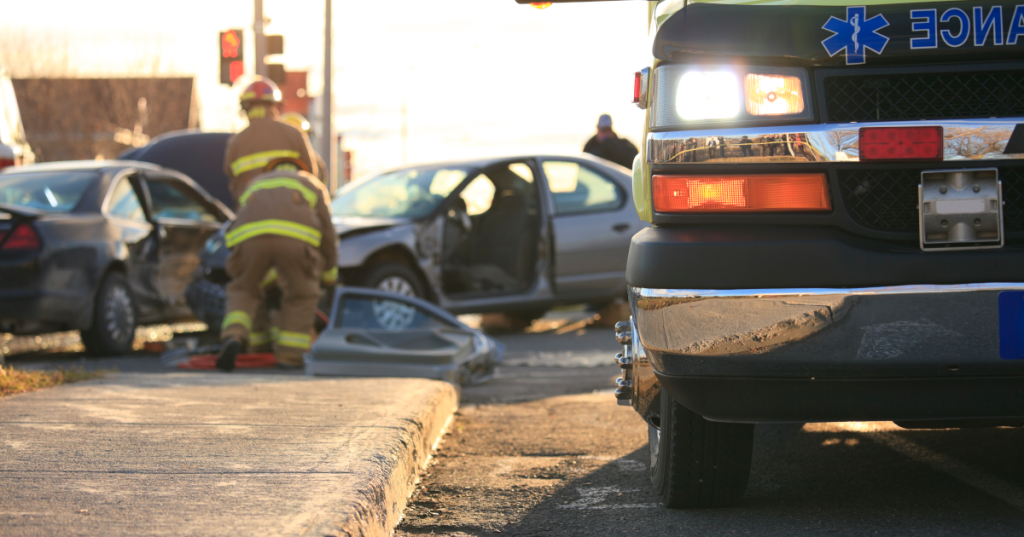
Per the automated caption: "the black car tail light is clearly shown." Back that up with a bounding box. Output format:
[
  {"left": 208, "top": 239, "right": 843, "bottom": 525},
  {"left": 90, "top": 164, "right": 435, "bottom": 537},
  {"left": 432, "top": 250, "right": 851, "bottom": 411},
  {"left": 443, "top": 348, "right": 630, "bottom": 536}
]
[{"left": 0, "top": 223, "right": 41, "bottom": 251}]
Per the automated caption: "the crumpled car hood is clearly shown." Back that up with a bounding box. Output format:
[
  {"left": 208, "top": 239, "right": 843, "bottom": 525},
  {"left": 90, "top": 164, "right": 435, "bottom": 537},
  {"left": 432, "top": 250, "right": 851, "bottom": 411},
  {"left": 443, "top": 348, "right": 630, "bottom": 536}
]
[{"left": 332, "top": 215, "right": 409, "bottom": 239}]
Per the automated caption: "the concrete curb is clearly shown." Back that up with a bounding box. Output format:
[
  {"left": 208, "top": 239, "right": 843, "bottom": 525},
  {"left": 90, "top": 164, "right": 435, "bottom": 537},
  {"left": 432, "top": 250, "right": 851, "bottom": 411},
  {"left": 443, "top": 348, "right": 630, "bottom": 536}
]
[{"left": 300, "top": 379, "right": 458, "bottom": 537}]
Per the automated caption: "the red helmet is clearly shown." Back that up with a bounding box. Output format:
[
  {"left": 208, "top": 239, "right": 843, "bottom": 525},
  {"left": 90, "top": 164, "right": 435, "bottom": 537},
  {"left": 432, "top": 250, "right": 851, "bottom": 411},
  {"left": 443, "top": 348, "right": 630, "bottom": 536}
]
[{"left": 240, "top": 79, "right": 282, "bottom": 107}]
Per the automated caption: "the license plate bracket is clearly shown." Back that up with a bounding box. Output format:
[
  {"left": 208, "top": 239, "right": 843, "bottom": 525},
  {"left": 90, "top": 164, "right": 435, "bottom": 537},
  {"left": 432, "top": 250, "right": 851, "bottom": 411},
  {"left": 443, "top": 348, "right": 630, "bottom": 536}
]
[{"left": 919, "top": 168, "right": 1003, "bottom": 251}]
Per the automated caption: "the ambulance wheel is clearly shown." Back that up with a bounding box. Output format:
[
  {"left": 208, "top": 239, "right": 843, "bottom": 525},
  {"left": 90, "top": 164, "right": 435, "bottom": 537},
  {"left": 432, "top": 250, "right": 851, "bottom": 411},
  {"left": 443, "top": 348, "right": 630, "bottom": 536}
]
[
  {"left": 649, "top": 388, "right": 754, "bottom": 508},
  {"left": 363, "top": 263, "right": 425, "bottom": 299},
  {"left": 82, "top": 272, "right": 138, "bottom": 356}
]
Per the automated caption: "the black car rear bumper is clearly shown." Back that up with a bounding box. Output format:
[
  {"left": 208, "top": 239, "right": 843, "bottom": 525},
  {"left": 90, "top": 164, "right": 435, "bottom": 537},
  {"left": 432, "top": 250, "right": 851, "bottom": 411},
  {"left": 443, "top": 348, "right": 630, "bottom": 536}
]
[{"left": 0, "top": 255, "right": 91, "bottom": 333}]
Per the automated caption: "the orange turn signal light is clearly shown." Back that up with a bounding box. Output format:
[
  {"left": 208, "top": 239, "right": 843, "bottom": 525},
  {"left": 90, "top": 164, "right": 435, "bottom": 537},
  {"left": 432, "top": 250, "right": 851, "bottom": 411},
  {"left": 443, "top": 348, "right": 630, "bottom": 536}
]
[{"left": 653, "top": 174, "right": 830, "bottom": 213}]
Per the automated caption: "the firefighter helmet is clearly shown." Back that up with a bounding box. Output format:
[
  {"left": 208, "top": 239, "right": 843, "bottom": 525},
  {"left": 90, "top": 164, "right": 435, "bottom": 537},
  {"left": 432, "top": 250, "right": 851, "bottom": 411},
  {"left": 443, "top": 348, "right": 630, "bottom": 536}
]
[
  {"left": 240, "top": 79, "right": 282, "bottom": 108},
  {"left": 279, "top": 112, "right": 311, "bottom": 134}
]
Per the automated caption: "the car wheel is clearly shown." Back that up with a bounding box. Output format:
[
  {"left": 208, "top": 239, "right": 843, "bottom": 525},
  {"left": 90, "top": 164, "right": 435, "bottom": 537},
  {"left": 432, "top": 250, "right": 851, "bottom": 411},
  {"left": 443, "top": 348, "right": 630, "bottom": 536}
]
[
  {"left": 649, "top": 387, "right": 754, "bottom": 508},
  {"left": 184, "top": 277, "right": 227, "bottom": 334},
  {"left": 82, "top": 272, "right": 138, "bottom": 356},
  {"left": 362, "top": 263, "right": 425, "bottom": 298}
]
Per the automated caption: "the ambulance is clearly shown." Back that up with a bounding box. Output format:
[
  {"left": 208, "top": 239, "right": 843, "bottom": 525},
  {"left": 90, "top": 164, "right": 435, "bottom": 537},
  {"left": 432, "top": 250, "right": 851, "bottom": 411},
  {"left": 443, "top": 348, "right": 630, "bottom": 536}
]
[{"left": 520, "top": 0, "right": 1024, "bottom": 508}]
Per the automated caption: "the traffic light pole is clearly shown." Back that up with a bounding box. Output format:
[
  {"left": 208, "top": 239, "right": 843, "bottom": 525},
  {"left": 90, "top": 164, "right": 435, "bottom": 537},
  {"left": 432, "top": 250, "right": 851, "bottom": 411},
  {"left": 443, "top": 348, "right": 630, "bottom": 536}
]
[
  {"left": 322, "top": 0, "right": 334, "bottom": 192},
  {"left": 254, "top": 0, "right": 267, "bottom": 77}
]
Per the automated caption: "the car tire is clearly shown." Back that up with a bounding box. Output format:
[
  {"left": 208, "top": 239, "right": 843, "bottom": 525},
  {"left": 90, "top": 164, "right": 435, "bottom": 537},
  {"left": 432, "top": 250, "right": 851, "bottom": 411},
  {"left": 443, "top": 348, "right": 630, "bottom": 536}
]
[
  {"left": 362, "top": 263, "right": 425, "bottom": 299},
  {"left": 82, "top": 272, "right": 138, "bottom": 357},
  {"left": 649, "top": 387, "right": 754, "bottom": 508}
]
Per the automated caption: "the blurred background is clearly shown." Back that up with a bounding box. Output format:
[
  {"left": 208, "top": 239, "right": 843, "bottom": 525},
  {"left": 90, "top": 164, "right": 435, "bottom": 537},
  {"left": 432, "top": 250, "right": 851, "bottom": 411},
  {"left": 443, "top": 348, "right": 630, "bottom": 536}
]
[{"left": 1, "top": 0, "right": 649, "bottom": 180}]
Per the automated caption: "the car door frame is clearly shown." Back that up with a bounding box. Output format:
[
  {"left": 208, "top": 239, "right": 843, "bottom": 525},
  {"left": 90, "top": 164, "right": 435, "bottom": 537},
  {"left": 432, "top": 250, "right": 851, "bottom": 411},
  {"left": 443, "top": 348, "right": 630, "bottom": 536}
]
[
  {"left": 431, "top": 158, "right": 558, "bottom": 314},
  {"left": 136, "top": 170, "right": 232, "bottom": 319},
  {"left": 100, "top": 168, "right": 162, "bottom": 321}
]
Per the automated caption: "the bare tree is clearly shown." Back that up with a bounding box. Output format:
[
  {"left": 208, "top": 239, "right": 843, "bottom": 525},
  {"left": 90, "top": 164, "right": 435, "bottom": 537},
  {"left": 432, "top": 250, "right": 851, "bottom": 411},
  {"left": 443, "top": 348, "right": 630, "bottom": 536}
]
[{"left": 945, "top": 127, "right": 1012, "bottom": 158}]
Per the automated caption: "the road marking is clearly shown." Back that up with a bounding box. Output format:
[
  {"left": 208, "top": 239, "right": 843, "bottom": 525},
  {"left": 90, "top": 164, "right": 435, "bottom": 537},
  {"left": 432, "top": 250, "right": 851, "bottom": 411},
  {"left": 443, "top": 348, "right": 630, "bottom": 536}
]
[{"left": 811, "top": 422, "right": 1024, "bottom": 510}]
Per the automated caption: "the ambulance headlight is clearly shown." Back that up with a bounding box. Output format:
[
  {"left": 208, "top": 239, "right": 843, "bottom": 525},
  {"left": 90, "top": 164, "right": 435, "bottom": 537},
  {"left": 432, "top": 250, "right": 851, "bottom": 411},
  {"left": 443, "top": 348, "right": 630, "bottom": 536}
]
[
  {"left": 676, "top": 71, "right": 740, "bottom": 121},
  {"left": 652, "top": 66, "right": 812, "bottom": 128}
]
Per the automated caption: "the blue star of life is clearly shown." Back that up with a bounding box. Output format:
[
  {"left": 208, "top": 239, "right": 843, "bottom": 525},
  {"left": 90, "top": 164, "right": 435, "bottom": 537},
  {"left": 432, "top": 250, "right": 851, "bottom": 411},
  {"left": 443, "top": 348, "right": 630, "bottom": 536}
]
[{"left": 822, "top": 6, "right": 891, "bottom": 65}]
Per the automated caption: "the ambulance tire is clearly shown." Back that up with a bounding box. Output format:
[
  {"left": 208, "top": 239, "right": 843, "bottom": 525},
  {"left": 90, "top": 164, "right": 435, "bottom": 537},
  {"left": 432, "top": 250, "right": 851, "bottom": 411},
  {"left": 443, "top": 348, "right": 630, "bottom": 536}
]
[
  {"left": 649, "top": 387, "right": 754, "bottom": 508},
  {"left": 82, "top": 272, "right": 138, "bottom": 356},
  {"left": 362, "top": 263, "right": 425, "bottom": 299}
]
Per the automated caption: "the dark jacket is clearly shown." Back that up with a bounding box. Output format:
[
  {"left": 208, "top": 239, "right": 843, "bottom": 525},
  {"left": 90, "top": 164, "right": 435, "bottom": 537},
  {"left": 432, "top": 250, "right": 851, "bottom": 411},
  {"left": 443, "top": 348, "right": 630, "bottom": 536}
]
[{"left": 583, "top": 134, "right": 639, "bottom": 169}]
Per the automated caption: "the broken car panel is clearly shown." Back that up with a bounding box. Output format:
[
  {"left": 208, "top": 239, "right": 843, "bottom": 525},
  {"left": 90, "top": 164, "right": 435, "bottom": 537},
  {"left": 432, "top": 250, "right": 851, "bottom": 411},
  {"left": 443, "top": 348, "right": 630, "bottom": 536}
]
[{"left": 307, "top": 287, "right": 504, "bottom": 385}]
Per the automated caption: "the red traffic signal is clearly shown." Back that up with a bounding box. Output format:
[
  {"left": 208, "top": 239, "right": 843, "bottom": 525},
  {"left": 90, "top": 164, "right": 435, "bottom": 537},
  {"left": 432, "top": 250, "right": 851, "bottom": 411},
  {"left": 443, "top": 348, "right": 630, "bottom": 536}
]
[{"left": 219, "top": 29, "right": 245, "bottom": 85}]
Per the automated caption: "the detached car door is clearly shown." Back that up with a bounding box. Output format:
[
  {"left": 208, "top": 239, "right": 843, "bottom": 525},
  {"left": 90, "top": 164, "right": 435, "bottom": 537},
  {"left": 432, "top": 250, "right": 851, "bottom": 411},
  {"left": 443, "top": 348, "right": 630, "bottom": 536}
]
[
  {"left": 141, "top": 173, "right": 228, "bottom": 317},
  {"left": 541, "top": 159, "right": 639, "bottom": 298}
]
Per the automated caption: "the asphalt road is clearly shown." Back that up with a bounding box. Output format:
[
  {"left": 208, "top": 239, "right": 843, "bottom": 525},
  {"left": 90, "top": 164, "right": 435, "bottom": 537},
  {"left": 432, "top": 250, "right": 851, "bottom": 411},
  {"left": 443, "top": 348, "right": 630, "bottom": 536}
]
[
  {"left": 399, "top": 330, "right": 1024, "bottom": 537},
  {"left": 7, "top": 317, "right": 1024, "bottom": 536}
]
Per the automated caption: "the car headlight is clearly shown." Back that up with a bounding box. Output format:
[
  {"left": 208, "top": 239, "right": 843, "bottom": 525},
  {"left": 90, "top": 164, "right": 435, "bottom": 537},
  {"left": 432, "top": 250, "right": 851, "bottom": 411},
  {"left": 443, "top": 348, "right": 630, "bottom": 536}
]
[{"left": 652, "top": 65, "right": 812, "bottom": 128}]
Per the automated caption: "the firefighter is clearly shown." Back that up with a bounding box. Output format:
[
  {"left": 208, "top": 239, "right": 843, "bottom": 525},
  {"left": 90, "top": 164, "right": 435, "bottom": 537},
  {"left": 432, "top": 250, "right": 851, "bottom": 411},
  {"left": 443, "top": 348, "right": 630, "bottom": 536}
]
[
  {"left": 216, "top": 159, "right": 339, "bottom": 372},
  {"left": 223, "top": 78, "right": 319, "bottom": 202},
  {"left": 279, "top": 111, "right": 329, "bottom": 185}
]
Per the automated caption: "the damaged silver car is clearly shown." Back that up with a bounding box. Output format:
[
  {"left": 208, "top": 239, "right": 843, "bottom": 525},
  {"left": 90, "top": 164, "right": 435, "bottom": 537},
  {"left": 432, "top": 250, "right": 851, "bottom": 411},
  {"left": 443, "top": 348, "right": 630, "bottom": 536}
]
[
  {"left": 306, "top": 287, "right": 503, "bottom": 385},
  {"left": 331, "top": 155, "right": 644, "bottom": 323}
]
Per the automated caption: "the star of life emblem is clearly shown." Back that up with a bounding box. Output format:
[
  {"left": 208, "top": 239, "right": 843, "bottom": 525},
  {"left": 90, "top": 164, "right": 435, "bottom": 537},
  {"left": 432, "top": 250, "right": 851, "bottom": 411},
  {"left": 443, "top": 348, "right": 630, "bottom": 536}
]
[{"left": 822, "top": 6, "right": 891, "bottom": 65}]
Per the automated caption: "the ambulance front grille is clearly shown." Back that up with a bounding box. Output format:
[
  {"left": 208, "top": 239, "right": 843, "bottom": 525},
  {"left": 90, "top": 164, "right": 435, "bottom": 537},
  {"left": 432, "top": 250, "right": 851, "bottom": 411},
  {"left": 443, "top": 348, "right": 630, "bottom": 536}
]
[
  {"left": 822, "top": 69, "right": 1024, "bottom": 123},
  {"left": 838, "top": 166, "right": 1024, "bottom": 234}
]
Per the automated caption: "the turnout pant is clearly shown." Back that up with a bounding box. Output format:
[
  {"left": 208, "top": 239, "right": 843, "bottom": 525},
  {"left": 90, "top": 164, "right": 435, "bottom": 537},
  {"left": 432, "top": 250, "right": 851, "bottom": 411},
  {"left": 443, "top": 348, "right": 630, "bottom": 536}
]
[{"left": 221, "top": 235, "right": 323, "bottom": 366}]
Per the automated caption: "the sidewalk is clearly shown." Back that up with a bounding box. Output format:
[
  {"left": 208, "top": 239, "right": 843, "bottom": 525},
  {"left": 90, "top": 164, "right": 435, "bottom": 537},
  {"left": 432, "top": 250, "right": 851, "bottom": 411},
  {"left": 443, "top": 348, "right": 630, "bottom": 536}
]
[{"left": 0, "top": 373, "right": 458, "bottom": 537}]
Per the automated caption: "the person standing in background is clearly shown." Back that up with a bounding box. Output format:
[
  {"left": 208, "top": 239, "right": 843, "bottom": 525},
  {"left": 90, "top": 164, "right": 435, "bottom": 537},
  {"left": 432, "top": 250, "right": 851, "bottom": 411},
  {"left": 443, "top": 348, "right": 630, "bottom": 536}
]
[{"left": 583, "top": 114, "right": 638, "bottom": 169}]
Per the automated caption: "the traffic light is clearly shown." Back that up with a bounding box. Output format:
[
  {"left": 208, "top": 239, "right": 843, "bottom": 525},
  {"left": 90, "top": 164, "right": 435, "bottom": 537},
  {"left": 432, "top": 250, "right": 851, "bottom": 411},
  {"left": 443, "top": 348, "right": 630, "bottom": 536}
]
[
  {"left": 265, "top": 35, "right": 286, "bottom": 84},
  {"left": 219, "top": 29, "right": 244, "bottom": 86}
]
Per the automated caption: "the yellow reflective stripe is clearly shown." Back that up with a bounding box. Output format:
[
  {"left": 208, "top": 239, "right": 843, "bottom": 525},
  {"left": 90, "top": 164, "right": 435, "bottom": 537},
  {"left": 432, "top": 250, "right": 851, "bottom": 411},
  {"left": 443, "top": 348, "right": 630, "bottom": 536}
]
[
  {"left": 230, "top": 150, "right": 301, "bottom": 176},
  {"left": 239, "top": 177, "right": 318, "bottom": 208},
  {"left": 261, "top": 268, "right": 278, "bottom": 288},
  {"left": 241, "top": 91, "right": 257, "bottom": 100},
  {"left": 250, "top": 331, "right": 272, "bottom": 346},
  {"left": 270, "top": 326, "right": 280, "bottom": 340},
  {"left": 225, "top": 219, "right": 322, "bottom": 248},
  {"left": 321, "top": 267, "right": 338, "bottom": 283},
  {"left": 277, "top": 330, "right": 311, "bottom": 349},
  {"left": 222, "top": 311, "right": 252, "bottom": 331}
]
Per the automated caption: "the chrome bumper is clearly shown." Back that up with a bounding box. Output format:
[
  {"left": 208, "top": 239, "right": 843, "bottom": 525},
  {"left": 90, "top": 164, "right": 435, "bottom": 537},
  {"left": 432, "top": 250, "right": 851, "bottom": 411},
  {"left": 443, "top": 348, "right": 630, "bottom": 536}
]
[
  {"left": 630, "top": 283, "right": 1024, "bottom": 378},
  {"left": 647, "top": 118, "right": 1024, "bottom": 165}
]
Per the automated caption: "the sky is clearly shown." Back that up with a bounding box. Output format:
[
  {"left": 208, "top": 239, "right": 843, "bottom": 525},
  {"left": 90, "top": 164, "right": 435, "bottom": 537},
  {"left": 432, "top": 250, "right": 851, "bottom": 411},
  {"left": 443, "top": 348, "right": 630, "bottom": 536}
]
[{"left": 1, "top": 0, "right": 651, "bottom": 177}]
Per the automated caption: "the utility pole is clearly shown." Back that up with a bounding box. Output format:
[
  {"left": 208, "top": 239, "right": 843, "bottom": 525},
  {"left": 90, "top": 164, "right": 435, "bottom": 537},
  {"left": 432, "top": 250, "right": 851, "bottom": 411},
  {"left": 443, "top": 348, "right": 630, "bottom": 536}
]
[
  {"left": 254, "top": 0, "right": 267, "bottom": 77},
  {"left": 322, "top": 0, "right": 334, "bottom": 192}
]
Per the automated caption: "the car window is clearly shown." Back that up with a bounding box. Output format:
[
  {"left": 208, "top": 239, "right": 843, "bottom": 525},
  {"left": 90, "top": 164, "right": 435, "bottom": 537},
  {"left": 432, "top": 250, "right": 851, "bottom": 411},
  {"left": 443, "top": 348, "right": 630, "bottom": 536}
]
[
  {"left": 332, "top": 166, "right": 470, "bottom": 219},
  {"left": 0, "top": 171, "right": 94, "bottom": 212},
  {"left": 146, "top": 180, "right": 219, "bottom": 223},
  {"left": 459, "top": 175, "right": 496, "bottom": 216},
  {"left": 335, "top": 294, "right": 456, "bottom": 332},
  {"left": 107, "top": 176, "right": 147, "bottom": 222},
  {"left": 543, "top": 161, "right": 623, "bottom": 216}
]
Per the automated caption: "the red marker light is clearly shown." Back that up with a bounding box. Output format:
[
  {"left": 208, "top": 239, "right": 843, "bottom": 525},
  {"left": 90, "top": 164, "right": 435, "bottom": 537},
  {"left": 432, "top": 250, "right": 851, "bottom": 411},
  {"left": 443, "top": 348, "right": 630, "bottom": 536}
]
[
  {"left": 633, "top": 72, "right": 642, "bottom": 104},
  {"left": 1, "top": 224, "right": 41, "bottom": 251},
  {"left": 859, "top": 126, "right": 943, "bottom": 161}
]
